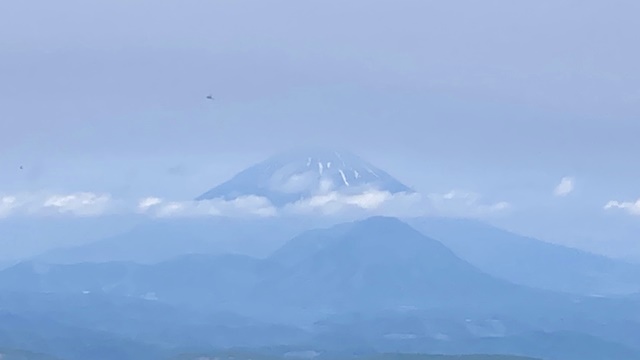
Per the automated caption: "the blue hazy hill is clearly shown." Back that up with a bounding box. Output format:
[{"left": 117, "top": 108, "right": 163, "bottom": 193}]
[
  {"left": 406, "top": 217, "right": 640, "bottom": 296},
  {"left": 32, "top": 148, "right": 640, "bottom": 301},
  {"left": 263, "top": 216, "right": 520, "bottom": 311},
  {"left": 2, "top": 216, "right": 640, "bottom": 359}
]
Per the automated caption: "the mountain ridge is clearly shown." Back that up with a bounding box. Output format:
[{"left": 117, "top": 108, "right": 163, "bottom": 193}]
[
  {"left": 2, "top": 216, "right": 640, "bottom": 359},
  {"left": 259, "top": 216, "right": 535, "bottom": 314},
  {"left": 406, "top": 217, "right": 640, "bottom": 295}
]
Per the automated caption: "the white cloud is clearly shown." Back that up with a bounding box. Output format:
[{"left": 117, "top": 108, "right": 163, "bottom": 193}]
[
  {"left": 284, "top": 189, "right": 397, "bottom": 216},
  {"left": 604, "top": 199, "right": 640, "bottom": 216},
  {"left": 137, "top": 197, "right": 163, "bottom": 213},
  {"left": 42, "top": 192, "right": 114, "bottom": 216},
  {"left": 144, "top": 195, "right": 278, "bottom": 219},
  {"left": 283, "top": 188, "right": 510, "bottom": 219},
  {"left": 0, "top": 196, "right": 19, "bottom": 218},
  {"left": 0, "top": 191, "right": 116, "bottom": 218},
  {"left": 0, "top": 188, "right": 509, "bottom": 220},
  {"left": 0, "top": 191, "right": 278, "bottom": 219},
  {"left": 554, "top": 176, "right": 574, "bottom": 197}
]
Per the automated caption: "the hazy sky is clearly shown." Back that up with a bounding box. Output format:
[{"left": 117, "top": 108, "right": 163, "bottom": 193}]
[{"left": 1, "top": 0, "right": 639, "bottom": 258}]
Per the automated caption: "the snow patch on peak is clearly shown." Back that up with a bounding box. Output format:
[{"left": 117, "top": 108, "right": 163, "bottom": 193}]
[
  {"left": 338, "top": 170, "right": 350, "bottom": 186},
  {"left": 195, "top": 148, "right": 414, "bottom": 207},
  {"left": 365, "top": 166, "right": 379, "bottom": 178}
]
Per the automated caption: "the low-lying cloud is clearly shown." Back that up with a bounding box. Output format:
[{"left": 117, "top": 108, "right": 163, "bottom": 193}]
[
  {"left": 0, "top": 192, "right": 119, "bottom": 218},
  {"left": 0, "top": 195, "right": 20, "bottom": 218},
  {"left": 281, "top": 188, "right": 510, "bottom": 219},
  {"left": 604, "top": 199, "right": 640, "bottom": 216},
  {"left": 282, "top": 189, "right": 420, "bottom": 217},
  {"left": 138, "top": 195, "right": 278, "bottom": 218},
  {"left": 42, "top": 192, "right": 114, "bottom": 216},
  {"left": 0, "top": 188, "right": 511, "bottom": 220}
]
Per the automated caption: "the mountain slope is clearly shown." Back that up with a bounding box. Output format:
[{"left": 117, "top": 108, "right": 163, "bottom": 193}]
[
  {"left": 3, "top": 216, "right": 640, "bottom": 358},
  {"left": 0, "top": 308, "right": 162, "bottom": 360},
  {"left": 170, "top": 353, "right": 540, "bottom": 360},
  {"left": 19, "top": 216, "right": 631, "bottom": 318},
  {"left": 0, "top": 292, "right": 308, "bottom": 358},
  {"left": 406, "top": 217, "right": 640, "bottom": 295},
  {"left": 312, "top": 312, "right": 640, "bottom": 360},
  {"left": 0, "top": 216, "right": 138, "bottom": 264},
  {"left": 262, "top": 216, "right": 531, "bottom": 312},
  {"left": 196, "top": 149, "right": 414, "bottom": 206},
  {"left": 0, "top": 348, "right": 61, "bottom": 360},
  {"left": 4, "top": 217, "right": 542, "bottom": 317},
  {"left": 37, "top": 216, "right": 324, "bottom": 264},
  {"left": 36, "top": 148, "right": 411, "bottom": 265},
  {"left": 0, "top": 253, "right": 278, "bottom": 311}
]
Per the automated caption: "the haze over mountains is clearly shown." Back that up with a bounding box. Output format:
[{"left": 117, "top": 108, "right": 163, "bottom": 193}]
[
  {"left": 1, "top": 149, "right": 640, "bottom": 360},
  {"left": 5, "top": 0, "right": 640, "bottom": 358},
  {"left": 31, "top": 149, "right": 640, "bottom": 296},
  {"left": 406, "top": 218, "right": 640, "bottom": 296},
  {"left": 2, "top": 216, "right": 640, "bottom": 359}
]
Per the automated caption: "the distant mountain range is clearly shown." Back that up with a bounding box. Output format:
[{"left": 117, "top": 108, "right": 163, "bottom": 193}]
[
  {"left": 2, "top": 216, "right": 640, "bottom": 360},
  {"left": 406, "top": 217, "right": 640, "bottom": 296},
  {"left": 260, "top": 216, "right": 523, "bottom": 313},
  {"left": 3, "top": 149, "right": 640, "bottom": 359},
  {"left": 36, "top": 216, "right": 329, "bottom": 262},
  {"left": 35, "top": 214, "right": 640, "bottom": 297},
  {"left": 5, "top": 217, "right": 527, "bottom": 315},
  {"left": 0, "top": 348, "right": 61, "bottom": 360},
  {"left": 169, "top": 353, "right": 541, "bottom": 360},
  {"left": 33, "top": 148, "right": 640, "bottom": 297}
]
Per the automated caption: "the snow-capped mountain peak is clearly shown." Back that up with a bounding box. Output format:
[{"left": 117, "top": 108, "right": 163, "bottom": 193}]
[{"left": 196, "top": 148, "right": 413, "bottom": 206}]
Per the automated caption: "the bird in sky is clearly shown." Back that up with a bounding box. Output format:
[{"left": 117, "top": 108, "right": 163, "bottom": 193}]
[{"left": 206, "top": 95, "right": 214, "bottom": 101}]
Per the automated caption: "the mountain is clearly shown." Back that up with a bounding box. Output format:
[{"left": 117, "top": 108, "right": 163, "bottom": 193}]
[
  {"left": 443, "top": 331, "right": 640, "bottom": 360},
  {"left": 0, "top": 348, "right": 61, "bottom": 360},
  {"left": 3, "top": 217, "right": 550, "bottom": 318},
  {"left": 195, "top": 148, "right": 414, "bottom": 206},
  {"left": 10, "top": 217, "right": 639, "bottom": 321},
  {"left": 0, "top": 291, "right": 308, "bottom": 359},
  {"left": 169, "top": 353, "right": 541, "bottom": 360},
  {"left": 262, "top": 216, "right": 522, "bottom": 313},
  {"left": 406, "top": 217, "right": 640, "bottom": 296},
  {"left": 35, "top": 148, "right": 412, "bottom": 265},
  {"left": 312, "top": 313, "right": 640, "bottom": 360},
  {"left": 0, "top": 260, "right": 15, "bottom": 270},
  {"left": 259, "top": 217, "right": 640, "bottom": 351},
  {"left": 0, "top": 306, "right": 163, "bottom": 360},
  {"left": 5, "top": 216, "right": 640, "bottom": 359},
  {"left": 37, "top": 216, "right": 326, "bottom": 264},
  {"left": 0, "top": 216, "right": 138, "bottom": 264},
  {"left": 0, "top": 253, "right": 275, "bottom": 312}
]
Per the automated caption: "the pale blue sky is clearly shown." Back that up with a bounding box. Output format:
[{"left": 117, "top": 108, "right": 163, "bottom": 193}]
[{"left": 1, "top": 0, "right": 639, "bottom": 258}]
